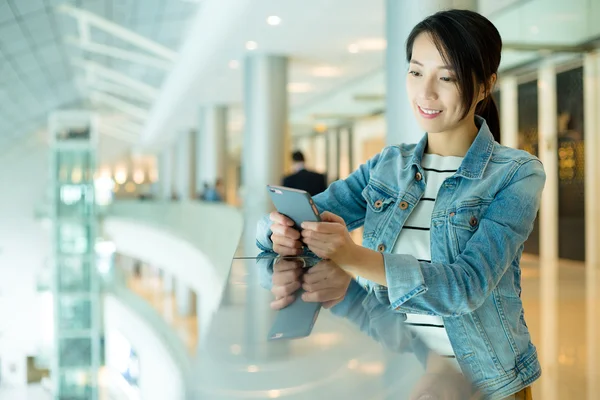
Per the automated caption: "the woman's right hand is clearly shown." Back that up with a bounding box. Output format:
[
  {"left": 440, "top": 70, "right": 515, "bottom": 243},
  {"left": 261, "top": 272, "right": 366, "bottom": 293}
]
[{"left": 269, "top": 211, "right": 303, "bottom": 256}]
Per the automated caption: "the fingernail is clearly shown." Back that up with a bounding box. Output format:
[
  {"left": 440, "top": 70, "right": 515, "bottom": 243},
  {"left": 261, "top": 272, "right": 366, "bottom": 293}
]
[{"left": 301, "top": 223, "right": 306, "bottom": 229}]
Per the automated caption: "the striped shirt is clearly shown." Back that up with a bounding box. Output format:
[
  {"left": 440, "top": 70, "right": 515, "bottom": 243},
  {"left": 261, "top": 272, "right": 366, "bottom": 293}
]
[{"left": 392, "top": 153, "right": 463, "bottom": 365}]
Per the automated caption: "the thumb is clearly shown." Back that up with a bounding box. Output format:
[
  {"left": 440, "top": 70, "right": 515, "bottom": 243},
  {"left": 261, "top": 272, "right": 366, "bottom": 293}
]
[{"left": 320, "top": 211, "right": 345, "bottom": 225}]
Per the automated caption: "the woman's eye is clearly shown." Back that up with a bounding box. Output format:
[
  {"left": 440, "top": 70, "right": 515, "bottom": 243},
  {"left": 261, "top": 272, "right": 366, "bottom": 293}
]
[
  {"left": 409, "top": 70, "right": 421, "bottom": 77},
  {"left": 440, "top": 77, "right": 455, "bottom": 82}
]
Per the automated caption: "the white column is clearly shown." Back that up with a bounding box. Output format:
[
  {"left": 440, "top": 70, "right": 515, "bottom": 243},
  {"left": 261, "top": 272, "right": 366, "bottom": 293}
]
[
  {"left": 385, "top": 0, "right": 477, "bottom": 145},
  {"left": 158, "top": 150, "right": 173, "bottom": 200},
  {"left": 584, "top": 52, "right": 600, "bottom": 400},
  {"left": 537, "top": 60, "right": 559, "bottom": 400},
  {"left": 197, "top": 106, "right": 228, "bottom": 193},
  {"left": 175, "top": 279, "right": 194, "bottom": 317},
  {"left": 162, "top": 270, "right": 174, "bottom": 294},
  {"left": 500, "top": 75, "right": 519, "bottom": 148},
  {"left": 175, "top": 130, "right": 193, "bottom": 200},
  {"left": 242, "top": 54, "right": 288, "bottom": 360}
]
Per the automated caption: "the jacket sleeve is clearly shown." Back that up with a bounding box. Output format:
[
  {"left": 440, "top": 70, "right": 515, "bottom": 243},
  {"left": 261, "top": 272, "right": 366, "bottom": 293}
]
[
  {"left": 330, "top": 281, "right": 431, "bottom": 366},
  {"left": 256, "top": 152, "right": 382, "bottom": 252},
  {"left": 384, "top": 159, "right": 546, "bottom": 316}
]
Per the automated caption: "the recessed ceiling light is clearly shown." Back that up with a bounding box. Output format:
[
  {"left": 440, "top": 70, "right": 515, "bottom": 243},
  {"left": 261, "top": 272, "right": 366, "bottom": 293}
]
[
  {"left": 229, "top": 60, "right": 240, "bottom": 69},
  {"left": 246, "top": 41, "right": 258, "bottom": 51},
  {"left": 312, "top": 66, "right": 342, "bottom": 78},
  {"left": 348, "top": 44, "right": 360, "bottom": 54},
  {"left": 287, "top": 82, "right": 314, "bottom": 93},
  {"left": 267, "top": 16, "right": 282, "bottom": 26}
]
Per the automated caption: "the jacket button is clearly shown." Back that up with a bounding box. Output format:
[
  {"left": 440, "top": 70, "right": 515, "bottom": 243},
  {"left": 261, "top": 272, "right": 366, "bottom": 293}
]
[
  {"left": 399, "top": 201, "right": 409, "bottom": 210},
  {"left": 449, "top": 212, "right": 456, "bottom": 217},
  {"left": 470, "top": 216, "right": 478, "bottom": 227},
  {"left": 415, "top": 172, "right": 423, "bottom": 181},
  {"left": 374, "top": 199, "right": 383, "bottom": 208},
  {"left": 377, "top": 244, "right": 386, "bottom": 252}
]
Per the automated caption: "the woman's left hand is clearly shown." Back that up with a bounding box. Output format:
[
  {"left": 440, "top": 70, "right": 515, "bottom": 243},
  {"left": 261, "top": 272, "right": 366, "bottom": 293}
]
[{"left": 301, "top": 211, "right": 357, "bottom": 264}]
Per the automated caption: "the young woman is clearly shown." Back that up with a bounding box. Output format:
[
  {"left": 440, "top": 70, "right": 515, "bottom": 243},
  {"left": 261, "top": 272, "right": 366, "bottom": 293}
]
[{"left": 257, "top": 9, "right": 544, "bottom": 400}]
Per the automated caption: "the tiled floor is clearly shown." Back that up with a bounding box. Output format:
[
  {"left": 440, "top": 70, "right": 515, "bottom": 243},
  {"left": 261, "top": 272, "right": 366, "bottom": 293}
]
[{"left": 520, "top": 255, "right": 600, "bottom": 400}]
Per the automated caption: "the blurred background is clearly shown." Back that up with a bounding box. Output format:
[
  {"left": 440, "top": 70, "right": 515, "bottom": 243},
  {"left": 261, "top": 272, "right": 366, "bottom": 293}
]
[{"left": 0, "top": 0, "right": 599, "bottom": 399}]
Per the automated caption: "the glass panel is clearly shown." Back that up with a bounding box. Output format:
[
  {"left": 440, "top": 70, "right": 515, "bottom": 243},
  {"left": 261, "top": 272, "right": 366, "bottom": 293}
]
[
  {"left": 58, "top": 370, "right": 93, "bottom": 400},
  {"left": 58, "top": 257, "right": 91, "bottom": 292},
  {"left": 56, "top": 151, "right": 94, "bottom": 184},
  {"left": 59, "top": 298, "right": 92, "bottom": 331},
  {"left": 57, "top": 184, "right": 93, "bottom": 218},
  {"left": 59, "top": 338, "right": 92, "bottom": 368},
  {"left": 518, "top": 79, "right": 540, "bottom": 255},
  {"left": 57, "top": 223, "right": 91, "bottom": 255},
  {"left": 556, "top": 67, "right": 585, "bottom": 261}
]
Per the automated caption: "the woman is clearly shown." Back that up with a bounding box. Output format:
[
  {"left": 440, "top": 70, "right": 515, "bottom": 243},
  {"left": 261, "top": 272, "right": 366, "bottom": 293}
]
[{"left": 257, "top": 9, "right": 544, "bottom": 400}]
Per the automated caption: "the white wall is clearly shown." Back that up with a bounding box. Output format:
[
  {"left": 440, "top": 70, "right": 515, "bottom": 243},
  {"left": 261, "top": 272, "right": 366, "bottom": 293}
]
[
  {"left": 0, "top": 139, "right": 50, "bottom": 387},
  {"left": 104, "top": 295, "right": 185, "bottom": 400}
]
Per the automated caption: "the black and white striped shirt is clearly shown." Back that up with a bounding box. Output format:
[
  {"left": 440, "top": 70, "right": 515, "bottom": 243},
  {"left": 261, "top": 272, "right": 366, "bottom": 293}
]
[{"left": 392, "top": 153, "right": 463, "bottom": 364}]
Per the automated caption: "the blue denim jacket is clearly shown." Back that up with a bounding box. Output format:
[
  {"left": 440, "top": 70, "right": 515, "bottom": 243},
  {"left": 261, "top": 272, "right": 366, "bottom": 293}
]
[{"left": 256, "top": 117, "right": 546, "bottom": 399}]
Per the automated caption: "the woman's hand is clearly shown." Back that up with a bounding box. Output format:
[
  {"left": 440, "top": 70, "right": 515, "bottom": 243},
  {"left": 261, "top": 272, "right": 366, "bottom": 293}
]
[
  {"left": 270, "top": 259, "right": 352, "bottom": 310},
  {"left": 270, "top": 258, "right": 304, "bottom": 310},
  {"left": 300, "top": 211, "right": 358, "bottom": 264},
  {"left": 301, "top": 260, "right": 352, "bottom": 308},
  {"left": 269, "top": 212, "right": 303, "bottom": 256}
]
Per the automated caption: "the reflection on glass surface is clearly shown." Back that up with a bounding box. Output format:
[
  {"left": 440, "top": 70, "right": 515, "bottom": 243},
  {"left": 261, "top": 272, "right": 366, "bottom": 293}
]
[{"left": 193, "top": 255, "right": 478, "bottom": 400}]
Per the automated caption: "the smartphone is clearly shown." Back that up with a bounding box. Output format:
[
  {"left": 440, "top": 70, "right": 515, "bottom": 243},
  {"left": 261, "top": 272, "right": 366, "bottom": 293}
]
[
  {"left": 268, "top": 288, "right": 321, "bottom": 340},
  {"left": 266, "top": 185, "right": 321, "bottom": 230}
]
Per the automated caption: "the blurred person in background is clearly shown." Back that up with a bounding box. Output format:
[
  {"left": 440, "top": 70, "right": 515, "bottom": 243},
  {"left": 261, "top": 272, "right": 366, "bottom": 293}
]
[
  {"left": 258, "top": 9, "right": 543, "bottom": 400},
  {"left": 282, "top": 150, "right": 328, "bottom": 196}
]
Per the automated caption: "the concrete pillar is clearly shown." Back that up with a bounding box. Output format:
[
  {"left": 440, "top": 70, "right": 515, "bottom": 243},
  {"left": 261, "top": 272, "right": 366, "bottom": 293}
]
[
  {"left": 175, "top": 130, "right": 193, "bottom": 200},
  {"left": 242, "top": 53, "right": 288, "bottom": 360},
  {"left": 584, "top": 51, "right": 600, "bottom": 400},
  {"left": 538, "top": 60, "right": 559, "bottom": 400},
  {"left": 197, "top": 106, "right": 228, "bottom": 197},
  {"left": 385, "top": 0, "right": 477, "bottom": 145},
  {"left": 500, "top": 75, "right": 519, "bottom": 148}
]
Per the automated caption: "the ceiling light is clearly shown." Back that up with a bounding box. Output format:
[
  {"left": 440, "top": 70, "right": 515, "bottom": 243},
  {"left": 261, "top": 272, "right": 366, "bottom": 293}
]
[
  {"left": 229, "top": 60, "right": 240, "bottom": 69},
  {"left": 267, "top": 16, "right": 282, "bottom": 26},
  {"left": 312, "top": 66, "right": 342, "bottom": 78},
  {"left": 348, "top": 44, "right": 360, "bottom": 54},
  {"left": 287, "top": 82, "right": 314, "bottom": 93},
  {"left": 356, "top": 38, "right": 387, "bottom": 51},
  {"left": 246, "top": 41, "right": 258, "bottom": 51}
]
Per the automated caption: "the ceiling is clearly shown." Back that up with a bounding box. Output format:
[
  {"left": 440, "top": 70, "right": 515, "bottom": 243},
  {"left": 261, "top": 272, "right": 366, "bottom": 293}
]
[{"left": 1, "top": 0, "right": 600, "bottom": 163}]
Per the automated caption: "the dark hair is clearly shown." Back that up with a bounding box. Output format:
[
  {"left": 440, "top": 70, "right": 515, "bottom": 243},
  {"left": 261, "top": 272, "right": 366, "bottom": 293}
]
[
  {"left": 292, "top": 151, "right": 305, "bottom": 162},
  {"left": 406, "top": 9, "right": 502, "bottom": 142}
]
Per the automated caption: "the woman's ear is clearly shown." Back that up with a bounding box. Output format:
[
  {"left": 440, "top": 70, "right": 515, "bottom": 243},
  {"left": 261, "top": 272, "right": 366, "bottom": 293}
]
[{"left": 477, "top": 73, "right": 498, "bottom": 102}]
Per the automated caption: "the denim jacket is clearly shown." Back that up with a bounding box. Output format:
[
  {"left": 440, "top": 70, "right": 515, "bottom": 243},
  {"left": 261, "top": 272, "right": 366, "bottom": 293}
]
[{"left": 256, "top": 117, "right": 546, "bottom": 399}]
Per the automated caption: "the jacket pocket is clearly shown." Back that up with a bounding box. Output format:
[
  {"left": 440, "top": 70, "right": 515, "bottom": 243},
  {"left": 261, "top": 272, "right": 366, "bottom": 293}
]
[
  {"left": 449, "top": 200, "right": 490, "bottom": 254},
  {"left": 361, "top": 183, "right": 397, "bottom": 239}
]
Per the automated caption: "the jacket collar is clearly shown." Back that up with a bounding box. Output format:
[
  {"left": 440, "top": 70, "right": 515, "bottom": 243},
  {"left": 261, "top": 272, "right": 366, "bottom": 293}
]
[{"left": 409, "top": 116, "right": 494, "bottom": 180}]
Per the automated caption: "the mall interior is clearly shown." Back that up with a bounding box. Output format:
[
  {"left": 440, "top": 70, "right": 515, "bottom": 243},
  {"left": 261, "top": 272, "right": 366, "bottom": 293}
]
[{"left": 0, "top": 0, "right": 599, "bottom": 399}]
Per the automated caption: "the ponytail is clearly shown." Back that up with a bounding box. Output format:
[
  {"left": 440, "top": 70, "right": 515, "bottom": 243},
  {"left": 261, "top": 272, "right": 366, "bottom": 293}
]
[{"left": 476, "top": 96, "right": 501, "bottom": 143}]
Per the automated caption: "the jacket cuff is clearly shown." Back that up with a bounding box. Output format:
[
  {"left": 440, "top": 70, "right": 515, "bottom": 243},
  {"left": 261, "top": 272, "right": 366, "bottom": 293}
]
[
  {"left": 383, "top": 253, "right": 427, "bottom": 310},
  {"left": 255, "top": 214, "right": 274, "bottom": 251}
]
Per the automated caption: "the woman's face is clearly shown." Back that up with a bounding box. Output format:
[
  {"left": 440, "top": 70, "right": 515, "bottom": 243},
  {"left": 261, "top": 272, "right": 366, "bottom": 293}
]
[{"left": 406, "top": 32, "right": 478, "bottom": 134}]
